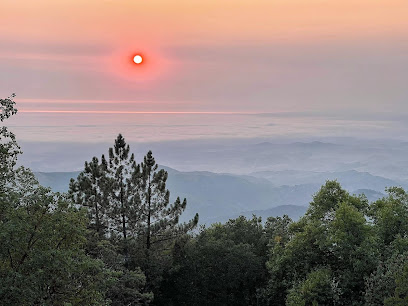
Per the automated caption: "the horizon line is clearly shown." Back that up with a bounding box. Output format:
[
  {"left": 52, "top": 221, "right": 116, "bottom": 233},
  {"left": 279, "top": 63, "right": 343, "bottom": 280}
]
[
  {"left": 18, "top": 110, "right": 259, "bottom": 115},
  {"left": 17, "top": 98, "right": 186, "bottom": 104}
]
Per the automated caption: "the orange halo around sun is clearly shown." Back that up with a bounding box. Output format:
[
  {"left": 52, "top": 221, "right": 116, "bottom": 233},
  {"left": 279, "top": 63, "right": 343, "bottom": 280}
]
[{"left": 106, "top": 47, "right": 173, "bottom": 83}]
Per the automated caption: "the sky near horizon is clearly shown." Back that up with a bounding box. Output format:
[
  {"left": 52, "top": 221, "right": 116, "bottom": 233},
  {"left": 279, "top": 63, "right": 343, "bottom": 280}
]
[{"left": 1, "top": 0, "right": 408, "bottom": 143}]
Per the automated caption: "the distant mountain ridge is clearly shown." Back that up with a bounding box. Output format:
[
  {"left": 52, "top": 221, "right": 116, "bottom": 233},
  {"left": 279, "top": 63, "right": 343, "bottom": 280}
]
[
  {"left": 250, "top": 169, "right": 402, "bottom": 191},
  {"left": 34, "top": 171, "right": 80, "bottom": 193},
  {"left": 34, "top": 166, "right": 398, "bottom": 224}
]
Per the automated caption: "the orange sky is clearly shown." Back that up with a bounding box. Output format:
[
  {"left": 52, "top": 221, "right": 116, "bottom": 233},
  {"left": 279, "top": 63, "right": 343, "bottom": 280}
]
[
  {"left": 1, "top": 0, "right": 408, "bottom": 113},
  {"left": 3, "top": 0, "right": 408, "bottom": 45}
]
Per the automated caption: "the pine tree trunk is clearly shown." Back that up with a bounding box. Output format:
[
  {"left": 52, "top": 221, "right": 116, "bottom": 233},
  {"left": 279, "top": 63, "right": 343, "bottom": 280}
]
[
  {"left": 120, "top": 172, "right": 128, "bottom": 267},
  {"left": 146, "top": 172, "right": 152, "bottom": 251},
  {"left": 145, "top": 171, "right": 152, "bottom": 286},
  {"left": 120, "top": 173, "right": 127, "bottom": 241},
  {"left": 94, "top": 189, "right": 101, "bottom": 237}
]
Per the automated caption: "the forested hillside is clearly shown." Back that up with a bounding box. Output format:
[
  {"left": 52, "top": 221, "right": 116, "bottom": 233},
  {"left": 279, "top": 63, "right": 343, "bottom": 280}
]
[{"left": 2, "top": 96, "right": 408, "bottom": 305}]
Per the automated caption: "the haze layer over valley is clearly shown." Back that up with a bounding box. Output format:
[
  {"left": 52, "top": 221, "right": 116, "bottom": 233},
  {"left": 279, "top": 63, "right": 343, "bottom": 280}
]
[{"left": 28, "top": 134, "right": 408, "bottom": 224}]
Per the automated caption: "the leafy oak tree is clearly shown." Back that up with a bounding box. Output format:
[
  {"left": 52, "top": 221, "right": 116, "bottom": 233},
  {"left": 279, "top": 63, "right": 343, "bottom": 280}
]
[
  {"left": 0, "top": 93, "right": 21, "bottom": 188},
  {"left": 365, "top": 252, "right": 408, "bottom": 305},
  {"left": 0, "top": 96, "right": 114, "bottom": 304},
  {"left": 158, "top": 216, "right": 269, "bottom": 305},
  {"left": 265, "top": 181, "right": 377, "bottom": 305},
  {"left": 0, "top": 169, "right": 109, "bottom": 305}
]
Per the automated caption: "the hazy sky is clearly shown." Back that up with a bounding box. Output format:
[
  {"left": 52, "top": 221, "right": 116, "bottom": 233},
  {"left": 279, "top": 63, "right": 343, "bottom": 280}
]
[{"left": 1, "top": 0, "right": 408, "bottom": 143}]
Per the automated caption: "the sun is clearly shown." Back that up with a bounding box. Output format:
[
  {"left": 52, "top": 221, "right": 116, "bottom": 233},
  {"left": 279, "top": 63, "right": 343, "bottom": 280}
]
[
  {"left": 133, "top": 55, "right": 143, "bottom": 64},
  {"left": 108, "top": 47, "right": 172, "bottom": 82}
]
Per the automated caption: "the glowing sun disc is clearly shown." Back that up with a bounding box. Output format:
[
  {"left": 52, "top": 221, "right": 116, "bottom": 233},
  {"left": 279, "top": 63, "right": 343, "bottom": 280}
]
[{"left": 133, "top": 55, "right": 143, "bottom": 64}]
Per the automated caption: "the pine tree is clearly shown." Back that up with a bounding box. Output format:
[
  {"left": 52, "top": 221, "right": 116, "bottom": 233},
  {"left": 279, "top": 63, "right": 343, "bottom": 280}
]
[
  {"left": 69, "top": 155, "right": 109, "bottom": 237},
  {"left": 69, "top": 137, "right": 152, "bottom": 304},
  {"left": 136, "top": 150, "right": 199, "bottom": 286},
  {"left": 107, "top": 134, "right": 140, "bottom": 262}
]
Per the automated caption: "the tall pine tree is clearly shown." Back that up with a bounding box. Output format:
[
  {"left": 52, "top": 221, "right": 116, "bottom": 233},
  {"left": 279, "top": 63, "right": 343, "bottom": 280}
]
[
  {"left": 135, "top": 150, "right": 199, "bottom": 287},
  {"left": 107, "top": 134, "right": 138, "bottom": 241},
  {"left": 69, "top": 136, "right": 153, "bottom": 304}
]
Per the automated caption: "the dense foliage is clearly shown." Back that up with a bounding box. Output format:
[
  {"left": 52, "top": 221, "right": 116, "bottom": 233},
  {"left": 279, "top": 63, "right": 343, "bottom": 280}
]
[{"left": 2, "top": 96, "right": 408, "bottom": 305}]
